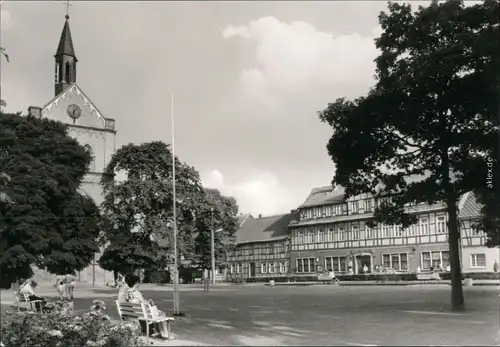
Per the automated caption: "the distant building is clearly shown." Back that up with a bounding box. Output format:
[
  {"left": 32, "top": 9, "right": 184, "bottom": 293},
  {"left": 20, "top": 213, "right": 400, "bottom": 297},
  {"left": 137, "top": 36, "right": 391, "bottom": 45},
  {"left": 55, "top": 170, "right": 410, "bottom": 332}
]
[
  {"left": 227, "top": 213, "right": 297, "bottom": 280},
  {"left": 458, "top": 192, "right": 497, "bottom": 273},
  {"left": 28, "top": 14, "right": 116, "bottom": 284}
]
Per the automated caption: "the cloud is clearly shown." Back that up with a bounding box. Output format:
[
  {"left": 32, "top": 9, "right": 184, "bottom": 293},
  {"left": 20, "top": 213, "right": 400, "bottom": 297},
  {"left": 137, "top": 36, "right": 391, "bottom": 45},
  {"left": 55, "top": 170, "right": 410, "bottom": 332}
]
[
  {"left": 202, "top": 169, "right": 300, "bottom": 216},
  {"left": 223, "top": 16, "right": 380, "bottom": 112},
  {"left": 0, "top": 6, "right": 13, "bottom": 31}
]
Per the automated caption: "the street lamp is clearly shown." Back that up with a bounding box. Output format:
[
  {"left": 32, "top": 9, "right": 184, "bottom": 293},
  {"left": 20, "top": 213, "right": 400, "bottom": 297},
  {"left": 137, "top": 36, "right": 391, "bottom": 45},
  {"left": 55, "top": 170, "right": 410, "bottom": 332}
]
[
  {"left": 170, "top": 92, "right": 180, "bottom": 315},
  {"left": 211, "top": 227, "right": 223, "bottom": 285}
]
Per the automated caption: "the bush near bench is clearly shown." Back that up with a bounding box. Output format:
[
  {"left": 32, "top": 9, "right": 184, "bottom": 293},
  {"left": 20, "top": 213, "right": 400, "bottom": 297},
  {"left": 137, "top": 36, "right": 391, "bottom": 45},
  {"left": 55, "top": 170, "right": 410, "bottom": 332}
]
[
  {"left": 228, "top": 272, "right": 499, "bottom": 284},
  {"left": 0, "top": 300, "right": 140, "bottom": 347}
]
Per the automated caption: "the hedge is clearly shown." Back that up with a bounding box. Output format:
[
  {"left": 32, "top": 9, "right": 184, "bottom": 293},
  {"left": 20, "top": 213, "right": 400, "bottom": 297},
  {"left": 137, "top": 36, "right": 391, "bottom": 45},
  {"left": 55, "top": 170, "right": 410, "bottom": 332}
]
[{"left": 227, "top": 272, "right": 499, "bottom": 284}]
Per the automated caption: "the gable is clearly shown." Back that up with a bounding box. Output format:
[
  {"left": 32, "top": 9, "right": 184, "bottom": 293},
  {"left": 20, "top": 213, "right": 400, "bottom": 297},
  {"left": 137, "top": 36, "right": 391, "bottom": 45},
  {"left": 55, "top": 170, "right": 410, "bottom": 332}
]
[{"left": 41, "top": 84, "right": 108, "bottom": 130}]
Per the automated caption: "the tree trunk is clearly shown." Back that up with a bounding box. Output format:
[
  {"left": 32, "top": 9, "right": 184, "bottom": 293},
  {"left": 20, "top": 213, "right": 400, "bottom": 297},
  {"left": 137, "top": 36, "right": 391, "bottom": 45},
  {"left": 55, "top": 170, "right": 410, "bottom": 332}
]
[{"left": 445, "top": 192, "right": 465, "bottom": 311}]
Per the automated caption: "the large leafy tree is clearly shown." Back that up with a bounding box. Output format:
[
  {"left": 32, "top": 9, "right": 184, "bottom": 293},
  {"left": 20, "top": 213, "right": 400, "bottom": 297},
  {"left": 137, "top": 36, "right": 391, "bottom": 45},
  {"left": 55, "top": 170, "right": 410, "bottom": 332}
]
[
  {"left": 192, "top": 188, "right": 239, "bottom": 270},
  {"left": 98, "top": 233, "right": 169, "bottom": 275},
  {"left": 318, "top": 0, "right": 499, "bottom": 311},
  {"left": 99, "top": 141, "right": 205, "bottom": 270},
  {"left": 0, "top": 112, "right": 101, "bottom": 287}
]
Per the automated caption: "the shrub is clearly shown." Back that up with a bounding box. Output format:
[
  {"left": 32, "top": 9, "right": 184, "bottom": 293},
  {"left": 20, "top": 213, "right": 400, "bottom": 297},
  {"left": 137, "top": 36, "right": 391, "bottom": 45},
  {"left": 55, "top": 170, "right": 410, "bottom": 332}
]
[
  {"left": 439, "top": 272, "right": 500, "bottom": 281},
  {"left": 0, "top": 300, "right": 140, "bottom": 347},
  {"left": 143, "top": 270, "right": 171, "bottom": 284}
]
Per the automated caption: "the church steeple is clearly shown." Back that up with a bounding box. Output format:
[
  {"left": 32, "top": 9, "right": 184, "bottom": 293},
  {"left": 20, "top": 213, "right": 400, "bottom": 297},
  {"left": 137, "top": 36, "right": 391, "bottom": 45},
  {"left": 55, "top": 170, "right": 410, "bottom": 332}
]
[{"left": 54, "top": 14, "right": 78, "bottom": 96}]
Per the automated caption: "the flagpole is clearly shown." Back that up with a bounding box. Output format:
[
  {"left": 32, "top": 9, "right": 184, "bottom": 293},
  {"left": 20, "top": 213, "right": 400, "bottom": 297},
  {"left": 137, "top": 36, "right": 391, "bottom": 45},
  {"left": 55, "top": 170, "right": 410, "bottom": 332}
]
[{"left": 171, "top": 92, "right": 180, "bottom": 315}]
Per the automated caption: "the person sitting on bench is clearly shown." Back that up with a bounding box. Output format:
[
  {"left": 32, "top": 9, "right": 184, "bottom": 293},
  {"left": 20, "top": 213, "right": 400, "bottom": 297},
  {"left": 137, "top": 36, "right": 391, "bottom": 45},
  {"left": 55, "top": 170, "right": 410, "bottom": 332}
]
[
  {"left": 124, "top": 275, "right": 171, "bottom": 340},
  {"left": 20, "top": 280, "right": 46, "bottom": 311}
]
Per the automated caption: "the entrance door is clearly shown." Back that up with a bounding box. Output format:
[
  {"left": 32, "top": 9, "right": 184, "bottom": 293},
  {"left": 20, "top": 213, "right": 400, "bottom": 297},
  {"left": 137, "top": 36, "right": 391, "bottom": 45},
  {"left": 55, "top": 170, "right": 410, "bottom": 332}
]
[
  {"left": 249, "top": 262, "right": 256, "bottom": 277},
  {"left": 357, "top": 255, "right": 372, "bottom": 273}
]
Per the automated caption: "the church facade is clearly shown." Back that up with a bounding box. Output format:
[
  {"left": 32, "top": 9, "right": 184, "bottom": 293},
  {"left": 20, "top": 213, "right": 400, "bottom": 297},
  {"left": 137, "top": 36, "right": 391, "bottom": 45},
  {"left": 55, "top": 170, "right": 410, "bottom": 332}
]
[{"left": 28, "top": 14, "right": 116, "bottom": 285}]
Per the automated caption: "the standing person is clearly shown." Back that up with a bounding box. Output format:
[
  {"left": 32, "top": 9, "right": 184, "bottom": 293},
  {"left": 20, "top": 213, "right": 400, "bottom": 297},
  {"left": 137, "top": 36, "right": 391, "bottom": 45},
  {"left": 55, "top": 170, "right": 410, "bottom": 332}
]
[
  {"left": 65, "top": 273, "right": 77, "bottom": 300},
  {"left": 55, "top": 275, "right": 66, "bottom": 300},
  {"left": 20, "top": 280, "right": 46, "bottom": 311}
]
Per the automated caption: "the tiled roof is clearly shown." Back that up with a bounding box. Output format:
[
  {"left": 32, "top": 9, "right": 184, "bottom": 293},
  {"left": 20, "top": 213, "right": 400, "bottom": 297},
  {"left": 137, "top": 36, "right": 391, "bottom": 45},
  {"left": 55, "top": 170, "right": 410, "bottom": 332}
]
[
  {"left": 300, "top": 174, "right": 432, "bottom": 209},
  {"left": 299, "top": 185, "right": 345, "bottom": 208},
  {"left": 235, "top": 214, "right": 292, "bottom": 244},
  {"left": 458, "top": 192, "right": 483, "bottom": 219},
  {"left": 56, "top": 16, "right": 77, "bottom": 58},
  {"left": 236, "top": 213, "right": 253, "bottom": 227}
]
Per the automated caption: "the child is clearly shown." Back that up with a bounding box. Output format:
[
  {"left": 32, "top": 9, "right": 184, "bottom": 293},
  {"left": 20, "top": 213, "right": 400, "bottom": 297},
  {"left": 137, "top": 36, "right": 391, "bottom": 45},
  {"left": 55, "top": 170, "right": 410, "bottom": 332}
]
[{"left": 55, "top": 275, "right": 66, "bottom": 300}]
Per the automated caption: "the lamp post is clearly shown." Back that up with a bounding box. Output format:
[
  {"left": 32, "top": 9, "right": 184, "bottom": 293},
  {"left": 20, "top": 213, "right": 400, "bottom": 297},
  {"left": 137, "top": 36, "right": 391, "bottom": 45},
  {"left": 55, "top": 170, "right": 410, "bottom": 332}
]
[
  {"left": 171, "top": 92, "right": 180, "bottom": 315},
  {"left": 211, "top": 227, "right": 223, "bottom": 285}
]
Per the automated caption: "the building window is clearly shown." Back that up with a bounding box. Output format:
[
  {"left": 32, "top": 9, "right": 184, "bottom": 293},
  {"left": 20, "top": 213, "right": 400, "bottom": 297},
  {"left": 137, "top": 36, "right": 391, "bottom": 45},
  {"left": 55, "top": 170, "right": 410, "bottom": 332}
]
[
  {"left": 326, "top": 256, "right": 347, "bottom": 272},
  {"left": 350, "top": 201, "right": 359, "bottom": 214},
  {"left": 261, "top": 263, "right": 267, "bottom": 274},
  {"left": 421, "top": 251, "right": 450, "bottom": 270},
  {"left": 318, "top": 228, "right": 325, "bottom": 243},
  {"left": 382, "top": 253, "right": 408, "bottom": 271},
  {"left": 268, "top": 262, "right": 275, "bottom": 273},
  {"left": 395, "top": 225, "right": 402, "bottom": 237},
  {"left": 325, "top": 257, "right": 332, "bottom": 271},
  {"left": 313, "top": 207, "right": 321, "bottom": 218},
  {"left": 364, "top": 199, "right": 372, "bottom": 212},
  {"left": 279, "top": 262, "right": 285, "bottom": 273},
  {"left": 351, "top": 225, "right": 359, "bottom": 240},
  {"left": 308, "top": 230, "right": 314, "bottom": 243},
  {"left": 325, "top": 205, "right": 333, "bottom": 216},
  {"left": 236, "top": 264, "right": 241, "bottom": 273},
  {"left": 436, "top": 216, "right": 446, "bottom": 233},
  {"left": 230, "top": 264, "right": 235, "bottom": 274},
  {"left": 327, "top": 228, "right": 334, "bottom": 242},
  {"left": 296, "top": 258, "right": 315, "bottom": 273},
  {"left": 334, "top": 204, "right": 342, "bottom": 215},
  {"left": 337, "top": 227, "right": 345, "bottom": 241},
  {"left": 298, "top": 231, "right": 304, "bottom": 244},
  {"left": 365, "top": 228, "right": 374, "bottom": 239},
  {"left": 382, "top": 225, "right": 389, "bottom": 238},
  {"left": 55, "top": 63, "right": 60, "bottom": 83},
  {"left": 83, "top": 144, "right": 96, "bottom": 172},
  {"left": 306, "top": 209, "right": 313, "bottom": 219},
  {"left": 65, "top": 61, "right": 71, "bottom": 82},
  {"left": 470, "top": 254, "right": 486, "bottom": 268},
  {"left": 420, "top": 218, "right": 429, "bottom": 235}
]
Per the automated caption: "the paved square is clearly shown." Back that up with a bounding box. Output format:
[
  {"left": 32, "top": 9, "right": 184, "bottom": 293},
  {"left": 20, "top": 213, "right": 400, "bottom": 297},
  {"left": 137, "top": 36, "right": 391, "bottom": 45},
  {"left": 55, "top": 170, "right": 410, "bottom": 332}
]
[{"left": 2, "top": 284, "right": 499, "bottom": 346}]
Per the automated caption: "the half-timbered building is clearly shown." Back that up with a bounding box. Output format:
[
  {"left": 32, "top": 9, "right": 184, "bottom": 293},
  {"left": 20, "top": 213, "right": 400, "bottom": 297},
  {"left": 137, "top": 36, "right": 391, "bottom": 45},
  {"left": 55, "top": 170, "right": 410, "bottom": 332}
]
[
  {"left": 458, "top": 192, "right": 498, "bottom": 273},
  {"left": 227, "top": 213, "right": 296, "bottom": 280},
  {"left": 288, "top": 182, "right": 457, "bottom": 275}
]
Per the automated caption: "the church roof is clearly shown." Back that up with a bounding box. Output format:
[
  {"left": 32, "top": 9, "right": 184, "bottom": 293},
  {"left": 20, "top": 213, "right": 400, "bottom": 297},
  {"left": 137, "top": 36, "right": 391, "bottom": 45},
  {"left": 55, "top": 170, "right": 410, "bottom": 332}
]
[{"left": 56, "top": 16, "right": 77, "bottom": 59}]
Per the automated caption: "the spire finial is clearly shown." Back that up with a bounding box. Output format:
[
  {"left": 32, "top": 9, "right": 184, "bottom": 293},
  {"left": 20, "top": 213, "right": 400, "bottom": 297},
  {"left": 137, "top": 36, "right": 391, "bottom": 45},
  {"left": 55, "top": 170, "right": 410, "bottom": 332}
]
[{"left": 65, "top": 0, "right": 72, "bottom": 19}]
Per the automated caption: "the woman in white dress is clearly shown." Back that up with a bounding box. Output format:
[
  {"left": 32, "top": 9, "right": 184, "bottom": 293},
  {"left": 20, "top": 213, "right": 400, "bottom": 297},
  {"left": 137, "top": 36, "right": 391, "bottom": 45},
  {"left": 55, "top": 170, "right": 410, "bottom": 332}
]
[{"left": 124, "top": 275, "right": 170, "bottom": 340}]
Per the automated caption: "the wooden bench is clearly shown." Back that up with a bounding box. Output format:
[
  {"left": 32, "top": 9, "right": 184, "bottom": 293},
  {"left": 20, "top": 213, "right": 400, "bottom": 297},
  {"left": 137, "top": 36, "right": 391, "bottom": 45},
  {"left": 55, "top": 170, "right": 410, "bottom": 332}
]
[
  {"left": 116, "top": 301, "right": 174, "bottom": 343},
  {"left": 13, "top": 291, "right": 44, "bottom": 312},
  {"left": 417, "top": 273, "right": 441, "bottom": 282}
]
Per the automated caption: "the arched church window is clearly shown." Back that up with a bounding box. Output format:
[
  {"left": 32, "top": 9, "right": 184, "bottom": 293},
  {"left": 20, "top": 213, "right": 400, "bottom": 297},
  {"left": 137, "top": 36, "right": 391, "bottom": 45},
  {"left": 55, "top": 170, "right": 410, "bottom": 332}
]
[
  {"left": 65, "top": 62, "right": 71, "bottom": 83},
  {"left": 83, "top": 144, "right": 96, "bottom": 172},
  {"left": 55, "top": 63, "right": 60, "bottom": 83}
]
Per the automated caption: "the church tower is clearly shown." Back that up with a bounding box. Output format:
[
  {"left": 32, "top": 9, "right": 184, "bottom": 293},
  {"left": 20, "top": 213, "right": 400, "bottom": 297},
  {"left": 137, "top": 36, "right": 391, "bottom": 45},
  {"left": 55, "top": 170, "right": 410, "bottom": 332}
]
[{"left": 54, "top": 14, "right": 77, "bottom": 96}]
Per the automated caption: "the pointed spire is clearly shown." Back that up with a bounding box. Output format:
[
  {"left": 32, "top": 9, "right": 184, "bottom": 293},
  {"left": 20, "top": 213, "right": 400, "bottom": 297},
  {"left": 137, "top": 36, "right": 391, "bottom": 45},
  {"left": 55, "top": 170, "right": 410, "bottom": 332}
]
[{"left": 55, "top": 15, "right": 77, "bottom": 59}]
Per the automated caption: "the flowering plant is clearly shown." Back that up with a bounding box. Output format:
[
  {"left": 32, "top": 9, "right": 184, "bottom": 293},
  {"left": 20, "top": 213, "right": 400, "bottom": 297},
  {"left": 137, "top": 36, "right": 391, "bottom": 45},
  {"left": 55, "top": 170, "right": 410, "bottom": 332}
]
[{"left": 0, "top": 300, "right": 140, "bottom": 347}]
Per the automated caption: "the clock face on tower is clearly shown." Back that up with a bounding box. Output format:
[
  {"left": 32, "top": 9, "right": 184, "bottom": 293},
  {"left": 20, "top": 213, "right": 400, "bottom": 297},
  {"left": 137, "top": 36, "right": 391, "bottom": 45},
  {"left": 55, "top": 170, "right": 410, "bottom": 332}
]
[{"left": 67, "top": 104, "right": 82, "bottom": 120}]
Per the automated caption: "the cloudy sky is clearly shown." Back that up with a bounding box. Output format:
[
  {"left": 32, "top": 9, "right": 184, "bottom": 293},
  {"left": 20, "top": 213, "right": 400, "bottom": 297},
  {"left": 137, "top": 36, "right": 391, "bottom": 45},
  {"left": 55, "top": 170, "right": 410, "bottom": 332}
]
[{"left": 0, "top": 1, "right": 433, "bottom": 216}]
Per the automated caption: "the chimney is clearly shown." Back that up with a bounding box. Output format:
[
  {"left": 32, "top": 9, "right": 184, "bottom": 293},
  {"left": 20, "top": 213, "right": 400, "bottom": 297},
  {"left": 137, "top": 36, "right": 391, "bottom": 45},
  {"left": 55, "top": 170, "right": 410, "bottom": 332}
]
[
  {"left": 28, "top": 106, "right": 42, "bottom": 119},
  {"left": 258, "top": 214, "right": 262, "bottom": 218}
]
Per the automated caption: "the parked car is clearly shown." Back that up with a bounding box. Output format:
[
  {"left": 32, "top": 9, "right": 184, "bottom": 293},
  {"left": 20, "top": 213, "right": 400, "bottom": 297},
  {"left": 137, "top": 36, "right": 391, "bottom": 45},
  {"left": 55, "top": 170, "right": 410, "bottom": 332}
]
[{"left": 317, "top": 271, "right": 339, "bottom": 284}]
